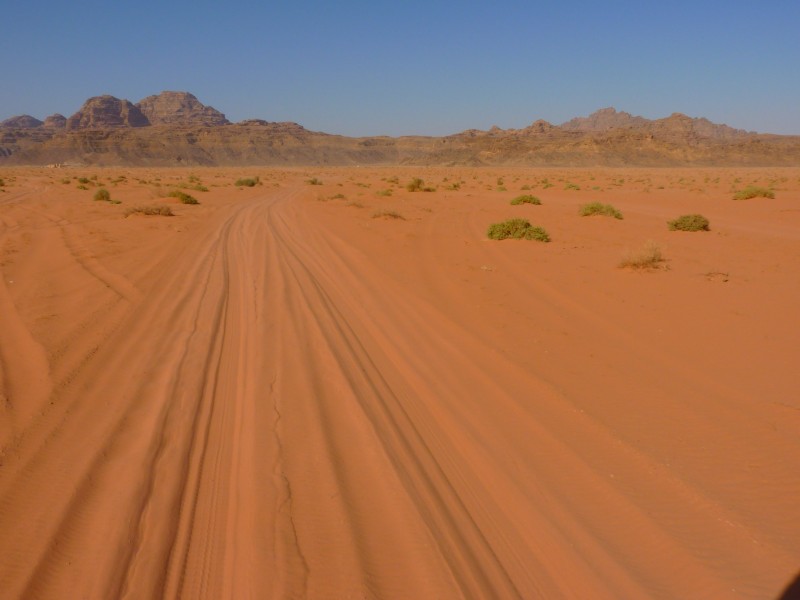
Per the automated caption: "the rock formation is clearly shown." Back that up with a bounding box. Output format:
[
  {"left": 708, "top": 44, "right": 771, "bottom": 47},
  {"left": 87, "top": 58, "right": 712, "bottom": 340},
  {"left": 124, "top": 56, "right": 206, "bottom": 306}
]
[
  {"left": 561, "top": 107, "right": 648, "bottom": 131},
  {"left": 65, "top": 95, "right": 150, "bottom": 130},
  {"left": 1, "top": 92, "right": 798, "bottom": 166},
  {"left": 136, "top": 91, "right": 229, "bottom": 126},
  {"left": 1, "top": 115, "right": 43, "bottom": 129},
  {"left": 43, "top": 114, "right": 67, "bottom": 129}
]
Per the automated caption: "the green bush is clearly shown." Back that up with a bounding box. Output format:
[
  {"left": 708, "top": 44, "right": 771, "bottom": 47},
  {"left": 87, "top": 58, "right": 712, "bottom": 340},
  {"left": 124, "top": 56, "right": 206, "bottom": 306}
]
[
  {"left": 579, "top": 202, "right": 623, "bottom": 219},
  {"left": 235, "top": 177, "right": 260, "bottom": 187},
  {"left": 93, "top": 188, "right": 111, "bottom": 202},
  {"left": 733, "top": 186, "right": 774, "bottom": 200},
  {"left": 668, "top": 214, "right": 710, "bottom": 231},
  {"left": 510, "top": 194, "right": 541, "bottom": 206},
  {"left": 168, "top": 190, "right": 199, "bottom": 204},
  {"left": 487, "top": 218, "right": 550, "bottom": 242}
]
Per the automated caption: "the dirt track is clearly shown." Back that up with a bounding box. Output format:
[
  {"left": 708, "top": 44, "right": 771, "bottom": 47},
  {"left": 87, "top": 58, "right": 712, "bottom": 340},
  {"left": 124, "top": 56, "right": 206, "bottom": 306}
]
[{"left": 0, "top": 168, "right": 798, "bottom": 598}]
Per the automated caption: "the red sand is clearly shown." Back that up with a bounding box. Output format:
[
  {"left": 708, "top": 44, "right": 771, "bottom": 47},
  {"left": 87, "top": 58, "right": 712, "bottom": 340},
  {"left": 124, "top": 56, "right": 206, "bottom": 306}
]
[{"left": 0, "top": 167, "right": 798, "bottom": 598}]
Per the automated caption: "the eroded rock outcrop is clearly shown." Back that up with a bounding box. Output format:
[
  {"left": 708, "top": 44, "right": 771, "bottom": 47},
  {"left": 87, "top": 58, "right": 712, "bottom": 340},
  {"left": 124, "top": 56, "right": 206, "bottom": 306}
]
[
  {"left": 562, "top": 107, "right": 648, "bottom": 132},
  {"left": 66, "top": 96, "right": 150, "bottom": 130},
  {"left": 1, "top": 115, "right": 43, "bottom": 129},
  {"left": 136, "top": 91, "right": 229, "bottom": 126},
  {"left": 43, "top": 114, "right": 67, "bottom": 129}
]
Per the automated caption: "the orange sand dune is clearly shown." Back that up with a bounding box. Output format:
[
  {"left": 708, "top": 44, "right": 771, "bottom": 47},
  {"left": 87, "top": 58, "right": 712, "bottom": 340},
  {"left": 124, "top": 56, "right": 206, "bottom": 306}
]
[{"left": 0, "top": 167, "right": 798, "bottom": 598}]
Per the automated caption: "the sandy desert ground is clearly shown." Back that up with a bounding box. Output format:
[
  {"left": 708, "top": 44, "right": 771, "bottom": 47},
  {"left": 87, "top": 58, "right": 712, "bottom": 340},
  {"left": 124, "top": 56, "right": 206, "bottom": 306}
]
[{"left": 0, "top": 166, "right": 798, "bottom": 599}]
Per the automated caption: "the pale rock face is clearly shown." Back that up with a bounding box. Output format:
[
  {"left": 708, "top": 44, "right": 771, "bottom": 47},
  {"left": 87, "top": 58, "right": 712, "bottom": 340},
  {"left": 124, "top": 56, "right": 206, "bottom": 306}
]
[
  {"left": 136, "top": 91, "right": 229, "bottom": 126},
  {"left": 66, "top": 96, "right": 150, "bottom": 129}
]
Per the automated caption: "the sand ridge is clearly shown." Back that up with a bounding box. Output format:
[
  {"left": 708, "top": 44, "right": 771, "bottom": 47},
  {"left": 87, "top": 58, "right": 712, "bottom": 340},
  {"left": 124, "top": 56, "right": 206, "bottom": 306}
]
[{"left": 0, "top": 167, "right": 798, "bottom": 598}]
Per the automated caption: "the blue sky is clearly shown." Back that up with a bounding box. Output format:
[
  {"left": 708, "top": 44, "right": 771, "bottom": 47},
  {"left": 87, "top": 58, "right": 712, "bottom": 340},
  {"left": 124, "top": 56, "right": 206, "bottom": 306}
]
[{"left": 1, "top": 1, "right": 798, "bottom": 136}]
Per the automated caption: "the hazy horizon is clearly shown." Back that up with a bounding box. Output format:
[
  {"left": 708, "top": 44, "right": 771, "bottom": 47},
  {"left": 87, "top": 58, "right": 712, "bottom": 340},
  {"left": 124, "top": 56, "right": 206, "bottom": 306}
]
[{"left": 2, "top": 1, "right": 798, "bottom": 137}]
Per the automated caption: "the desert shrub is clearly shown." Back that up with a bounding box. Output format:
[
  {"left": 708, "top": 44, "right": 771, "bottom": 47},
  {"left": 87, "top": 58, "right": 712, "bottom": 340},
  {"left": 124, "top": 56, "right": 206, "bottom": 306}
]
[
  {"left": 445, "top": 182, "right": 461, "bottom": 190},
  {"left": 564, "top": 182, "right": 581, "bottom": 190},
  {"left": 93, "top": 188, "right": 111, "bottom": 202},
  {"left": 406, "top": 177, "right": 424, "bottom": 192},
  {"left": 77, "top": 177, "right": 90, "bottom": 184},
  {"left": 579, "top": 202, "right": 623, "bottom": 219},
  {"left": 375, "top": 189, "right": 393, "bottom": 197},
  {"left": 668, "top": 214, "right": 709, "bottom": 231},
  {"left": 733, "top": 186, "right": 774, "bottom": 200},
  {"left": 619, "top": 240, "right": 665, "bottom": 269},
  {"left": 307, "top": 177, "right": 323, "bottom": 185},
  {"left": 0, "top": 178, "right": 5, "bottom": 187},
  {"left": 77, "top": 184, "right": 89, "bottom": 190},
  {"left": 330, "top": 193, "right": 345, "bottom": 199},
  {"left": 372, "top": 210, "right": 405, "bottom": 220},
  {"left": 510, "top": 194, "right": 541, "bottom": 206},
  {"left": 386, "top": 176, "right": 400, "bottom": 184},
  {"left": 168, "top": 190, "right": 199, "bottom": 204},
  {"left": 178, "top": 181, "right": 208, "bottom": 192},
  {"left": 124, "top": 205, "right": 174, "bottom": 217},
  {"left": 487, "top": 218, "right": 550, "bottom": 242},
  {"left": 235, "top": 177, "right": 260, "bottom": 187}
]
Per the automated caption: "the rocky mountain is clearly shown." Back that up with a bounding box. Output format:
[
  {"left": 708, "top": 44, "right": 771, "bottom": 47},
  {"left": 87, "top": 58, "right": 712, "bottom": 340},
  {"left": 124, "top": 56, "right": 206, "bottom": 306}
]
[
  {"left": 562, "top": 107, "right": 750, "bottom": 141},
  {"left": 43, "top": 114, "right": 67, "bottom": 129},
  {"left": 65, "top": 96, "right": 150, "bottom": 129},
  {"left": 561, "top": 107, "right": 648, "bottom": 132},
  {"left": 1, "top": 92, "right": 798, "bottom": 166},
  {"left": 642, "top": 112, "right": 750, "bottom": 141},
  {"left": 1, "top": 115, "right": 43, "bottom": 129},
  {"left": 136, "top": 91, "right": 229, "bottom": 126}
]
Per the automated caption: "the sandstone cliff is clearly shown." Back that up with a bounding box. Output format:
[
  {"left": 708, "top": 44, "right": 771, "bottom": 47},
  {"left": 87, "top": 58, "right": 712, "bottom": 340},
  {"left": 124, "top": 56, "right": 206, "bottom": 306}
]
[
  {"left": 65, "top": 96, "right": 150, "bottom": 129},
  {"left": 43, "top": 114, "right": 67, "bottom": 129},
  {"left": 136, "top": 91, "right": 229, "bottom": 126}
]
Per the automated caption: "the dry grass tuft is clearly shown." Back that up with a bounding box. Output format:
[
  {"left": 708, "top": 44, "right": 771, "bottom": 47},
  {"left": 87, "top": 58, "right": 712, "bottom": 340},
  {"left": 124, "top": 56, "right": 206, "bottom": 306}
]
[
  {"left": 124, "top": 205, "right": 174, "bottom": 217},
  {"left": 619, "top": 240, "right": 666, "bottom": 269},
  {"left": 372, "top": 210, "right": 405, "bottom": 220},
  {"left": 667, "top": 214, "right": 709, "bottom": 231},
  {"left": 733, "top": 186, "right": 774, "bottom": 200}
]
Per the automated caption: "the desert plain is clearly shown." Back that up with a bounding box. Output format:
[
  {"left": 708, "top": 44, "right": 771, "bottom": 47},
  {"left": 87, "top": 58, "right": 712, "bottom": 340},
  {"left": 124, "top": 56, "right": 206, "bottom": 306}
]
[{"left": 0, "top": 166, "right": 798, "bottom": 599}]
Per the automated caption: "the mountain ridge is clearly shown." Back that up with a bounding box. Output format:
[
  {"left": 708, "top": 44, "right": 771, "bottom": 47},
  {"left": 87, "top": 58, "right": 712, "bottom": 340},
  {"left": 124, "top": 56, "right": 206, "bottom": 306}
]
[{"left": 1, "top": 92, "right": 798, "bottom": 166}]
